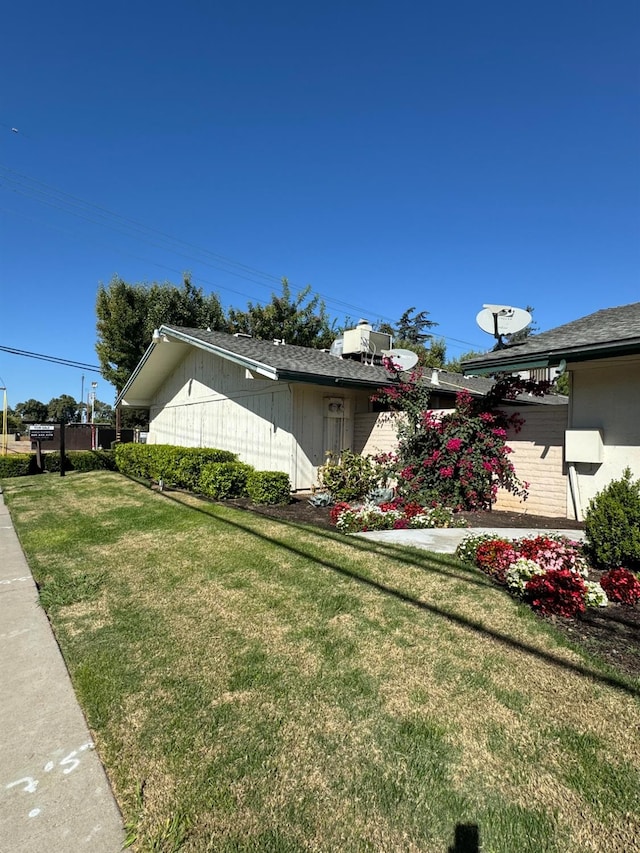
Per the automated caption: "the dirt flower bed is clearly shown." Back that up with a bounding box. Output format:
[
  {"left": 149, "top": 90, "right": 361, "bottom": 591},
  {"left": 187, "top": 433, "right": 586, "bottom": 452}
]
[{"left": 224, "top": 495, "right": 640, "bottom": 681}]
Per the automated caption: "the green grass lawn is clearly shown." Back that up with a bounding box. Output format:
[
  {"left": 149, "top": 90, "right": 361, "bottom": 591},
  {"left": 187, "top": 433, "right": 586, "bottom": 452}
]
[{"left": 3, "top": 471, "right": 639, "bottom": 852}]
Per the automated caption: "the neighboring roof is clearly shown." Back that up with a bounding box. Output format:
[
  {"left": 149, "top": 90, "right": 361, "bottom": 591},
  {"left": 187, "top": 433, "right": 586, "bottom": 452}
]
[
  {"left": 463, "top": 302, "right": 640, "bottom": 375},
  {"left": 116, "top": 326, "right": 567, "bottom": 408}
]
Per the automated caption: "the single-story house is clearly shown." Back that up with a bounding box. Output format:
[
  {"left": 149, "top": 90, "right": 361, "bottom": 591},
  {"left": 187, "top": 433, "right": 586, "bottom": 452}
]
[
  {"left": 117, "top": 325, "right": 565, "bottom": 496},
  {"left": 463, "top": 301, "right": 640, "bottom": 519}
]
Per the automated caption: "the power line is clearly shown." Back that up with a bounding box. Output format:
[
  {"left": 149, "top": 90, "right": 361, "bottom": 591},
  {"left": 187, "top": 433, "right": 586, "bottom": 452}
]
[
  {"left": 0, "top": 163, "right": 486, "bottom": 351},
  {"left": 0, "top": 345, "right": 101, "bottom": 372}
]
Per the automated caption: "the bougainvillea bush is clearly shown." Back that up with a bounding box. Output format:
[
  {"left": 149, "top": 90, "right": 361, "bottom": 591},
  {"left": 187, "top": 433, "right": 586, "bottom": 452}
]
[
  {"left": 330, "top": 500, "right": 468, "bottom": 534},
  {"left": 372, "top": 371, "right": 551, "bottom": 511},
  {"left": 455, "top": 534, "right": 609, "bottom": 618}
]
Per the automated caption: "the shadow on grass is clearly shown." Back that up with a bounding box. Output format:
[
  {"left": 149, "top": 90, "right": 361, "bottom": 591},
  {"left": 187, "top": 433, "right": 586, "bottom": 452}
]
[
  {"left": 162, "top": 491, "right": 639, "bottom": 698},
  {"left": 448, "top": 823, "right": 480, "bottom": 853}
]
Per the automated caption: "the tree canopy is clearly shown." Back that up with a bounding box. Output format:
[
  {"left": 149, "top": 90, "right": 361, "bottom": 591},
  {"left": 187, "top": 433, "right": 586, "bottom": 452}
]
[
  {"left": 96, "top": 274, "right": 225, "bottom": 391},
  {"left": 226, "top": 279, "right": 335, "bottom": 349}
]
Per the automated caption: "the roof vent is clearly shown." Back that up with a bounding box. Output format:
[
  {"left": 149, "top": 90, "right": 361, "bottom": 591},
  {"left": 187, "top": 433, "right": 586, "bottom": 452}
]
[
  {"left": 234, "top": 333, "right": 252, "bottom": 338},
  {"left": 431, "top": 368, "right": 440, "bottom": 386}
]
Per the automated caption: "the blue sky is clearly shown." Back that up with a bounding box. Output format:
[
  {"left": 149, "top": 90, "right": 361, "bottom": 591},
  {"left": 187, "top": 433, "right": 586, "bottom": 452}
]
[{"left": 1, "top": 0, "right": 638, "bottom": 409}]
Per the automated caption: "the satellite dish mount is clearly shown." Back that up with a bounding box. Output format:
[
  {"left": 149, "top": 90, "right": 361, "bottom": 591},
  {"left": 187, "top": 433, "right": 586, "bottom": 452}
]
[{"left": 476, "top": 304, "right": 532, "bottom": 349}]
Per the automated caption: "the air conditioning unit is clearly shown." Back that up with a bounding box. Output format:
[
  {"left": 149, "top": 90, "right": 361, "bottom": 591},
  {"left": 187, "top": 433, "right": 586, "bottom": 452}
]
[{"left": 342, "top": 325, "right": 392, "bottom": 356}]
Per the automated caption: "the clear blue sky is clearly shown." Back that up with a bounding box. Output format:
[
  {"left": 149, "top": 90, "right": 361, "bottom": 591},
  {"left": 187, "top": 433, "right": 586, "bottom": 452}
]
[{"left": 1, "top": 0, "right": 638, "bottom": 409}]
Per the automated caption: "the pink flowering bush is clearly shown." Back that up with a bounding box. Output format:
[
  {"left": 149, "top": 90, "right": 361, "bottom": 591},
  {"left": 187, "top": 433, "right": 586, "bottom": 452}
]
[{"left": 373, "top": 373, "right": 550, "bottom": 511}]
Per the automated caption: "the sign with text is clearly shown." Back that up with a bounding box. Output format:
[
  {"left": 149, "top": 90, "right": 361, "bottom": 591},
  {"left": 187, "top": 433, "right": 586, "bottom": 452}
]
[{"left": 29, "top": 424, "right": 55, "bottom": 441}]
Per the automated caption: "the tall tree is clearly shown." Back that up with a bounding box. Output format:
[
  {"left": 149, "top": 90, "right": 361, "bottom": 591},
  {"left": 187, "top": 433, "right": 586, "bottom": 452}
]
[
  {"left": 96, "top": 274, "right": 225, "bottom": 391},
  {"left": 15, "top": 399, "right": 48, "bottom": 423},
  {"left": 378, "top": 307, "right": 440, "bottom": 366},
  {"left": 226, "top": 279, "right": 335, "bottom": 348},
  {"left": 47, "top": 395, "right": 78, "bottom": 424}
]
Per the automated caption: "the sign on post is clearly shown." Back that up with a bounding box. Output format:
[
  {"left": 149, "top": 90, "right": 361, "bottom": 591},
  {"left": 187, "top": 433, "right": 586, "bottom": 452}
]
[{"left": 28, "top": 425, "right": 55, "bottom": 441}]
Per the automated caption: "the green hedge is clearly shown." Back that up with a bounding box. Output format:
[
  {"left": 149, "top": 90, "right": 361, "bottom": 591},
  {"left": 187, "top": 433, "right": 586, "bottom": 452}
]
[
  {"left": 115, "top": 444, "right": 238, "bottom": 488},
  {"left": 0, "top": 454, "right": 40, "bottom": 478},
  {"left": 198, "top": 462, "right": 254, "bottom": 500},
  {"left": 0, "top": 451, "right": 116, "bottom": 478},
  {"left": 246, "top": 470, "right": 291, "bottom": 505},
  {"left": 44, "top": 450, "right": 117, "bottom": 473}
]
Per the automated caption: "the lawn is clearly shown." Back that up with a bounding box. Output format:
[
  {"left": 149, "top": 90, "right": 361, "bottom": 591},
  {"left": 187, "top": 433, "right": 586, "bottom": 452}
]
[{"left": 3, "top": 470, "right": 639, "bottom": 852}]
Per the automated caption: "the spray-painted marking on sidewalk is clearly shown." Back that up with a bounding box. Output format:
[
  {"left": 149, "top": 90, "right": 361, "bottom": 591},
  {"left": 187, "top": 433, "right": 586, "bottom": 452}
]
[
  {"left": 4, "top": 742, "right": 95, "bottom": 818},
  {"left": 0, "top": 576, "right": 31, "bottom": 585}
]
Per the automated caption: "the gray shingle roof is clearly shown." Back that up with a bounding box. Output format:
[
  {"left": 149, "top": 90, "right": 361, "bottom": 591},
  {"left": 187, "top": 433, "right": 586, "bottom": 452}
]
[{"left": 463, "top": 302, "right": 640, "bottom": 373}]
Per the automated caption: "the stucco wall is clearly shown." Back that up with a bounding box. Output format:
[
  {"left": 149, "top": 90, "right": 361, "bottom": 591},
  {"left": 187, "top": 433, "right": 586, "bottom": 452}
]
[{"left": 567, "top": 355, "right": 640, "bottom": 515}]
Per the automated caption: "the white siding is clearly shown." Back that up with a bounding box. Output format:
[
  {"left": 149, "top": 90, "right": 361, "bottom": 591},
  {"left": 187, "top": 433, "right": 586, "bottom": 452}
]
[
  {"left": 567, "top": 355, "right": 640, "bottom": 515},
  {"left": 148, "top": 348, "right": 296, "bottom": 483}
]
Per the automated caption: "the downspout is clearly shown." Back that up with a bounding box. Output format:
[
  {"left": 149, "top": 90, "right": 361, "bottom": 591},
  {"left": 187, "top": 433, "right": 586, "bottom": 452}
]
[{"left": 568, "top": 463, "right": 583, "bottom": 522}]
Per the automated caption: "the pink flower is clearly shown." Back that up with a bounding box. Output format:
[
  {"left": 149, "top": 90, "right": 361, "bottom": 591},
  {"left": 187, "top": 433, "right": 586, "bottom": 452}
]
[
  {"left": 439, "top": 466, "right": 454, "bottom": 478},
  {"left": 446, "top": 438, "right": 462, "bottom": 452}
]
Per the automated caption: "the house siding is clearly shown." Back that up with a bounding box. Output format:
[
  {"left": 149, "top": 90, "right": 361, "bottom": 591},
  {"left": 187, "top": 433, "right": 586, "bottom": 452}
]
[
  {"left": 148, "top": 348, "right": 298, "bottom": 483},
  {"left": 567, "top": 355, "right": 640, "bottom": 515}
]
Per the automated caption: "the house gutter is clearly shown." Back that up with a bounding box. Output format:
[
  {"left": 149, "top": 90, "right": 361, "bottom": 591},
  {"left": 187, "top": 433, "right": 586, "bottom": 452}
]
[{"left": 463, "top": 339, "right": 640, "bottom": 376}]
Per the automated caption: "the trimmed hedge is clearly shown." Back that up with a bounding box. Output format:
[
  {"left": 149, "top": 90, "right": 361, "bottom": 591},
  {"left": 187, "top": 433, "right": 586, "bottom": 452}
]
[
  {"left": 45, "top": 450, "right": 117, "bottom": 473},
  {"left": 199, "top": 462, "right": 254, "bottom": 500},
  {"left": 0, "top": 451, "right": 116, "bottom": 478},
  {"left": 0, "top": 454, "right": 40, "bottom": 478},
  {"left": 246, "top": 470, "right": 291, "bottom": 505},
  {"left": 115, "top": 444, "right": 237, "bottom": 488}
]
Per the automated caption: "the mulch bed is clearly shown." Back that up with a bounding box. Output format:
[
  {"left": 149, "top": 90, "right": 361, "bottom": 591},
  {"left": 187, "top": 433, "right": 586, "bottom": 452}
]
[{"left": 223, "top": 495, "right": 640, "bottom": 682}]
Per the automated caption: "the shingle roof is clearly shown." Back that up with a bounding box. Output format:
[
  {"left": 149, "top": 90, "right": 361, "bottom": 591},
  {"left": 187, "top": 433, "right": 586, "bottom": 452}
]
[
  {"left": 116, "top": 325, "right": 567, "bottom": 407},
  {"left": 463, "top": 302, "right": 640, "bottom": 374}
]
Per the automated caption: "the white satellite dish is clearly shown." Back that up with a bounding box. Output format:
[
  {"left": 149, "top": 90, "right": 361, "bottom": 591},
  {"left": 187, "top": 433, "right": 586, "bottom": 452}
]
[
  {"left": 329, "top": 337, "right": 344, "bottom": 357},
  {"left": 476, "top": 304, "right": 532, "bottom": 346},
  {"left": 381, "top": 348, "right": 419, "bottom": 371}
]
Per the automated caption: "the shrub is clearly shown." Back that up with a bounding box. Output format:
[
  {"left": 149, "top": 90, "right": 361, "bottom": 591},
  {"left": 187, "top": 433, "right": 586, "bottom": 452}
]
[
  {"left": 0, "top": 453, "right": 40, "bottom": 478},
  {"left": 115, "top": 444, "right": 237, "bottom": 486},
  {"left": 524, "top": 569, "right": 587, "bottom": 618},
  {"left": 600, "top": 567, "right": 640, "bottom": 605},
  {"left": 246, "top": 471, "right": 291, "bottom": 505},
  {"left": 199, "top": 462, "right": 253, "bottom": 500},
  {"left": 44, "top": 450, "right": 116, "bottom": 473},
  {"left": 318, "top": 450, "right": 379, "bottom": 502},
  {"left": 584, "top": 468, "right": 640, "bottom": 571}
]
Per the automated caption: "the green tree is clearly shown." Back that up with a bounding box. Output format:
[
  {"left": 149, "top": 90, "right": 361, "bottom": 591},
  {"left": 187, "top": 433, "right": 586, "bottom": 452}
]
[
  {"left": 378, "top": 307, "right": 440, "bottom": 367},
  {"left": 445, "top": 349, "right": 490, "bottom": 374},
  {"left": 226, "top": 279, "right": 335, "bottom": 348},
  {"left": 47, "top": 395, "right": 78, "bottom": 424},
  {"left": 92, "top": 399, "right": 115, "bottom": 424},
  {"left": 96, "top": 274, "right": 225, "bottom": 391},
  {"left": 15, "top": 398, "right": 49, "bottom": 423}
]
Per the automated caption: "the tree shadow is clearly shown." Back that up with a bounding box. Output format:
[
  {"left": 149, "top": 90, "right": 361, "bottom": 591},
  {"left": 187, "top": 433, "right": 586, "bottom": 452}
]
[{"left": 159, "top": 490, "right": 638, "bottom": 697}]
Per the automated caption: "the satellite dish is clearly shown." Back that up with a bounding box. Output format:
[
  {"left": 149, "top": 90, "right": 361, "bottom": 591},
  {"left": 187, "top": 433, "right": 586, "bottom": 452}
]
[
  {"left": 329, "top": 337, "right": 344, "bottom": 357},
  {"left": 382, "top": 348, "right": 419, "bottom": 372},
  {"left": 476, "top": 304, "right": 532, "bottom": 348}
]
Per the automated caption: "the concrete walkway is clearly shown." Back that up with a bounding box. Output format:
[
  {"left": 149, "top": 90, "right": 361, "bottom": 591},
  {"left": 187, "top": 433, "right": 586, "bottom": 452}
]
[
  {"left": 356, "top": 525, "right": 585, "bottom": 553},
  {"left": 0, "top": 492, "right": 124, "bottom": 852}
]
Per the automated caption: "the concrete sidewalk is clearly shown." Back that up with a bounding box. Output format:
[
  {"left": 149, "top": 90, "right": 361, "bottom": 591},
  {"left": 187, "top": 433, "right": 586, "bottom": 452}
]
[
  {"left": 0, "top": 492, "right": 124, "bottom": 852},
  {"left": 356, "top": 525, "right": 585, "bottom": 553}
]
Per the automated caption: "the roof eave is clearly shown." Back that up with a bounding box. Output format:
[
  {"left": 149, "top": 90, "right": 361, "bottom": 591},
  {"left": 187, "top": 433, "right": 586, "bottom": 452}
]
[{"left": 463, "top": 338, "right": 640, "bottom": 376}]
